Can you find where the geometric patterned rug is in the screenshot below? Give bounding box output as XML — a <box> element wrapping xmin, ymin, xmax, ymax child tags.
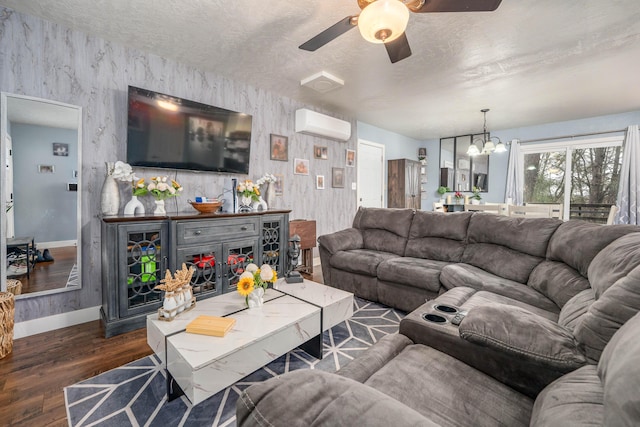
<box><xmin>64</xmin><ymin>298</ymin><xmax>405</xmax><ymax>427</ymax></box>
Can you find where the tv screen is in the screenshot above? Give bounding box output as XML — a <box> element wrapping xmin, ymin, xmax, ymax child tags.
<box><xmin>126</xmin><ymin>86</ymin><xmax>252</xmax><ymax>174</ymax></box>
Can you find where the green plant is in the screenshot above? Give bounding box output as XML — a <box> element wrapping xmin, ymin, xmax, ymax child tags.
<box><xmin>471</xmin><ymin>186</ymin><xmax>482</xmax><ymax>201</ymax></box>
<box><xmin>437</xmin><ymin>186</ymin><xmax>450</xmax><ymax>196</ymax></box>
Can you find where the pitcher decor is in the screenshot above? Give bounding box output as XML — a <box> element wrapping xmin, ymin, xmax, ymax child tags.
<box><xmin>255</xmin><ymin>173</ymin><xmax>277</xmax><ymax>210</ymax></box>
<box><xmin>123</xmin><ymin>178</ymin><xmax>148</xmax><ymax>215</ymax></box>
<box><xmin>237</xmin><ymin>263</ymin><xmax>277</xmax><ymax>308</ymax></box>
<box><xmin>155</xmin><ymin>263</ymin><xmax>196</xmax><ymax>321</ymax></box>
<box><xmin>100</xmin><ymin>161</ymin><xmax>136</xmax><ymax>216</ymax></box>
<box><xmin>148</xmin><ymin>176</ymin><xmax>183</xmax><ymax>215</ymax></box>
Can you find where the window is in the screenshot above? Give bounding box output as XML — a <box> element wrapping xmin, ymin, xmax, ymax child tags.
<box><xmin>520</xmin><ymin>136</ymin><xmax>623</xmax><ymax>222</ymax></box>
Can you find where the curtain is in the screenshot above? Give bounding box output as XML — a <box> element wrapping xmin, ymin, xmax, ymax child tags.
<box><xmin>615</xmin><ymin>125</ymin><xmax>640</xmax><ymax>224</ymax></box>
<box><xmin>504</xmin><ymin>139</ymin><xmax>523</xmax><ymax>205</ymax></box>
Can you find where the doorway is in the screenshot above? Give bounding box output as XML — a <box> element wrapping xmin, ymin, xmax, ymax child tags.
<box><xmin>357</xmin><ymin>139</ymin><xmax>385</xmax><ymax>208</ymax></box>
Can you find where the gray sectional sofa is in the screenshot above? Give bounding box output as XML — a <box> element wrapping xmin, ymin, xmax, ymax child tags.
<box><xmin>237</xmin><ymin>309</ymin><xmax>640</xmax><ymax>426</ymax></box>
<box><xmin>318</xmin><ymin>207</ymin><xmax>637</xmax><ymax>314</ymax></box>
<box><xmin>236</xmin><ymin>208</ymin><xmax>640</xmax><ymax>426</ymax></box>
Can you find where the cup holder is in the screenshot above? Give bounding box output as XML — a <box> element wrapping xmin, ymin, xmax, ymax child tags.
<box><xmin>422</xmin><ymin>313</ymin><xmax>447</xmax><ymax>323</ymax></box>
<box><xmin>434</xmin><ymin>304</ymin><xmax>458</xmax><ymax>314</ymax></box>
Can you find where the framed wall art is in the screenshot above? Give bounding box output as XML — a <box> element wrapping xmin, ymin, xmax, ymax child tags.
<box><xmin>346</xmin><ymin>149</ymin><xmax>355</xmax><ymax>167</ymax></box>
<box><xmin>270</xmin><ymin>134</ymin><xmax>288</xmax><ymax>161</ymax></box>
<box><xmin>38</xmin><ymin>164</ymin><xmax>55</xmax><ymax>174</ymax></box>
<box><xmin>294</xmin><ymin>158</ymin><xmax>309</xmax><ymax>175</ymax></box>
<box><xmin>314</xmin><ymin>145</ymin><xmax>328</xmax><ymax>159</ymax></box>
<box><xmin>316</xmin><ymin>175</ymin><xmax>325</xmax><ymax>189</ymax></box>
<box><xmin>332</xmin><ymin>167</ymin><xmax>345</xmax><ymax>188</ymax></box>
<box><xmin>53</xmin><ymin>142</ymin><xmax>69</xmax><ymax>156</ymax></box>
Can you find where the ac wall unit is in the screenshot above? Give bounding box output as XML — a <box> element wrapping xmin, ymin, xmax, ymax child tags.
<box><xmin>295</xmin><ymin>108</ymin><xmax>351</xmax><ymax>141</ymax></box>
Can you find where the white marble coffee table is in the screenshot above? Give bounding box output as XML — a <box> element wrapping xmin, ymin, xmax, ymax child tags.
<box><xmin>146</xmin><ymin>279</ymin><xmax>353</xmax><ymax>405</ymax></box>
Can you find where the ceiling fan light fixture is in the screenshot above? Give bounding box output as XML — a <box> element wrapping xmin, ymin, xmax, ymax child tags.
<box><xmin>358</xmin><ymin>0</ymin><xmax>409</xmax><ymax>44</ymax></box>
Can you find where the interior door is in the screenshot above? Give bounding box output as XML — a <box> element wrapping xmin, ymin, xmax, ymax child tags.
<box><xmin>4</xmin><ymin>134</ymin><xmax>14</xmax><ymax>238</ymax></box>
<box><xmin>357</xmin><ymin>139</ymin><xmax>385</xmax><ymax>208</ymax></box>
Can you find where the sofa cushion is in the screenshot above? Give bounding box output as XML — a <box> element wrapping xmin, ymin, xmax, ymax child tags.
<box><xmin>376</xmin><ymin>257</ymin><xmax>447</xmax><ymax>292</ymax></box>
<box><xmin>459</xmin><ymin>305</ymin><xmax>586</xmax><ymax>371</ymax></box>
<box><xmin>557</xmin><ymin>288</ymin><xmax>596</xmax><ymax>333</ymax></box>
<box><xmin>588</xmin><ymin>231</ymin><xmax>640</xmax><ymax>298</ymax></box>
<box><xmin>236</xmin><ymin>370</ymin><xmax>435</xmax><ymax>427</ymax></box>
<box><xmin>330</xmin><ymin>249</ymin><xmax>399</xmax><ymax>276</ymax></box>
<box><xmin>404</xmin><ymin>211</ymin><xmax>471</xmax><ymax>262</ymax></box>
<box><xmin>530</xmin><ymin>365</ymin><xmax>603</xmax><ymax>427</ymax></box>
<box><xmin>461</xmin><ymin>291</ymin><xmax>560</xmax><ymax>322</ymax></box>
<box><xmin>528</xmin><ymin>260</ymin><xmax>591</xmax><ymax>309</ymax></box>
<box><xmin>573</xmin><ymin>263</ymin><xmax>640</xmax><ymax>363</ymax></box>
<box><xmin>546</xmin><ymin>221</ymin><xmax>638</xmax><ymax>277</ymax></box>
<box><xmin>466</xmin><ymin>214</ymin><xmax>561</xmax><ymax>257</ymax></box>
<box><xmin>441</xmin><ymin>263</ymin><xmax>560</xmax><ymax>314</ymax></box>
<box><xmin>364</xmin><ymin>344</ymin><xmax>533</xmax><ymax>426</ymax></box>
<box><xmin>357</xmin><ymin>207</ymin><xmax>415</xmax><ymax>256</ymax></box>
<box><xmin>597</xmin><ymin>310</ymin><xmax>640</xmax><ymax>425</ymax></box>
<box><xmin>461</xmin><ymin>215</ymin><xmax>561</xmax><ymax>284</ymax></box>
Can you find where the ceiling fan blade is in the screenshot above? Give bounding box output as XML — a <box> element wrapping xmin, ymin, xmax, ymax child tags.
<box><xmin>385</xmin><ymin>33</ymin><xmax>412</xmax><ymax>64</ymax></box>
<box><xmin>299</xmin><ymin>16</ymin><xmax>357</xmax><ymax>51</ymax></box>
<box><xmin>413</xmin><ymin>0</ymin><xmax>502</xmax><ymax>13</ymax></box>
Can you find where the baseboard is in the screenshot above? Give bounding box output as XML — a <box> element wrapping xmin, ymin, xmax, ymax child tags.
<box><xmin>13</xmin><ymin>305</ymin><xmax>101</xmax><ymax>339</ymax></box>
<box><xmin>37</xmin><ymin>240</ymin><xmax>77</xmax><ymax>249</ymax></box>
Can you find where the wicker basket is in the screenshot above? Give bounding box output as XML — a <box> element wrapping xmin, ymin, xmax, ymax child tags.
<box><xmin>7</xmin><ymin>279</ymin><xmax>22</xmax><ymax>296</ymax></box>
<box><xmin>0</xmin><ymin>292</ymin><xmax>15</xmax><ymax>359</ymax></box>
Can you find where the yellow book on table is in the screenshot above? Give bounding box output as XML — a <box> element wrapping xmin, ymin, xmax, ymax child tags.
<box><xmin>186</xmin><ymin>315</ymin><xmax>235</xmax><ymax>337</ymax></box>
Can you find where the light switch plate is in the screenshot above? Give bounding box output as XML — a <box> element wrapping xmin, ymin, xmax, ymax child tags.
<box><xmin>351</xmin><ymin>182</ymin><xmax>357</xmax><ymax>190</ymax></box>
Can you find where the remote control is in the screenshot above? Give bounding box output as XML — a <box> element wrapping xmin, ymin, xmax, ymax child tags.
<box><xmin>451</xmin><ymin>312</ymin><xmax>466</xmax><ymax>326</ymax></box>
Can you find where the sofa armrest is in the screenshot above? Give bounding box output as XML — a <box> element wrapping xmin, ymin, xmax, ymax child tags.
<box><xmin>237</xmin><ymin>370</ymin><xmax>434</xmax><ymax>427</ymax></box>
<box><xmin>337</xmin><ymin>333</ymin><xmax>413</xmax><ymax>383</ymax></box>
<box><xmin>317</xmin><ymin>228</ymin><xmax>364</xmax><ymax>255</ymax></box>
<box><xmin>459</xmin><ymin>305</ymin><xmax>587</xmax><ymax>371</ymax></box>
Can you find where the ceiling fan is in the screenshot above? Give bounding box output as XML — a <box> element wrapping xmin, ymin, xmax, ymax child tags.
<box><xmin>299</xmin><ymin>0</ymin><xmax>503</xmax><ymax>64</ymax></box>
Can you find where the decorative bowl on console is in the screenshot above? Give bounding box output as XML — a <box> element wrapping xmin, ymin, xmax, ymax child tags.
<box><xmin>189</xmin><ymin>200</ymin><xmax>222</xmax><ymax>214</ymax></box>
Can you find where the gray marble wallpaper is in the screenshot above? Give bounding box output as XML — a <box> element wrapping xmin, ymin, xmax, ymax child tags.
<box><xmin>0</xmin><ymin>7</ymin><xmax>358</xmax><ymax>323</ymax></box>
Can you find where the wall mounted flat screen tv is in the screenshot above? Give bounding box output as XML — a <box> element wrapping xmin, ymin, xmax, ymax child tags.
<box><xmin>126</xmin><ymin>86</ymin><xmax>252</xmax><ymax>174</ymax></box>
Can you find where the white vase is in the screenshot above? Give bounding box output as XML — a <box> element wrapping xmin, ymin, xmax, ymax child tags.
<box><xmin>247</xmin><ymin>287</ymin><xmax>265</xmax><ymax>308</ymax></box>
<box><xmin>251</xmin><ymin>197</ymin><xmax>268</xmax><ymax>211</ymax></box>
<box><xmin>100</xmin><ymin>173</ymin><xmax>120</xmax><ymax>216</ymax></box>
<box><xmin>266</xmin><ymin>182</ymin><xmax>276</xmax><ymax>208</ymax></box>
<box><xmin>471</xmin><ymin>199</ymin><xmax>481</xmax><ymax>205</ymax></box>
<box><xmin>154</xmin><ymin>199</ymin><xmax>166</xmax><ymax>215</ymax></box>
<box><xmin>123</xmin><ymin>195</ymin><xmax>145</xmax><ymax>215</ymax></box>
<box><xmin>176</xmin><ymin>287</ymin><xmax>186</xmax><ymax>312</ymax></box>
<box><xmin>239</xmin><ymin>195</ymin><xmax>253</xmax><ymax>213</ymax></box>
<box><xmin>163</xmin><ymin>291</ymin><xmax>177</xmax><ymax>319</ymax></box>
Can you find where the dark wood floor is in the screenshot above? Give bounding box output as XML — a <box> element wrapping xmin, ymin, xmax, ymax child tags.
<box><xmin>0</xmin><ymin>267</ymin><xmax>322</xmax><ymax>426</ymax></box>
<box><xmin>9</xmin><ymin>246</ymin><xmax>77</xmax><ymax>295</ymax></box>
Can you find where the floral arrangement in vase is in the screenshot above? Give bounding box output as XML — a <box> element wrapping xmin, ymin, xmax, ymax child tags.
<box><xmin>148</xmin><ymin>176</ymin><xmax>183</xmax><ymax>200</ymax></box>
<box><xmin>154</xmin><ymin>264</ymin><xmax>196</xmax><ymax>320</ymax></box>
<box><xmin>471</xmin><ymin>186</ymin><xmax>482</xmax><ymax>204</ymax></box>
<box><xmin>237</xmin><ymin>263</ymin><xmax>277</xmax><ymax>307</ymax></box>
<box><xmin>256</xmin><ymin>173</ymin><xmax>277</xmax><ymax>187</ymax></box>
<box><xmin>454</xmin><ymin>191</ymin><xmax>464</xmax><ymax>203</ymax></box>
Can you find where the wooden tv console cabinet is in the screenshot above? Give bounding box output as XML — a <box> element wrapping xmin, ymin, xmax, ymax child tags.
<box><xmin>100</xmin><ymin>209</ymin><xmax>290</xmax><ymax>337</ymax></box>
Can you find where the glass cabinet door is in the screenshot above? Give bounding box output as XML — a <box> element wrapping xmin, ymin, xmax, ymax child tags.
<box><xmin>176</xmin><ymin>243</ymin><xmax>223</xmax><ymax>299</ymax></box>
<box><xmin>118</xmin><ymin>223</ymin><xmax>167</xmax><ymax>317</ymax></box>
<box><xmin>222</xmin><ymin>238</ymin><xmax>258</xmax><ymax>294</ymax></box>
<box><xmin>261</xmin><ymin>215</ymin><xmax>285</xmax><ymax>276</ymax></box>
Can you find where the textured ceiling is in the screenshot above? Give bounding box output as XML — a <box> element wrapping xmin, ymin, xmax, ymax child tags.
<box><xmin>2</xmin><ymin>0</ymin><xmax>640</xmax><ymax>139</ymax></box>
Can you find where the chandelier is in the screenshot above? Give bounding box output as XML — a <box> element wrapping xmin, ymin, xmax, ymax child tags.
<box><xmin>467</xmin><ymin>109</ymin><xmax>507</xmax><ymax>156</ymax></box>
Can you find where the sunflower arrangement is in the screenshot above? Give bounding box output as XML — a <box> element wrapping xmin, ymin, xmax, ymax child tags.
<box><xmin>237</xmin><ymin>263</ymin><xmax>277</xmax><ymax>303</ymax></box>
